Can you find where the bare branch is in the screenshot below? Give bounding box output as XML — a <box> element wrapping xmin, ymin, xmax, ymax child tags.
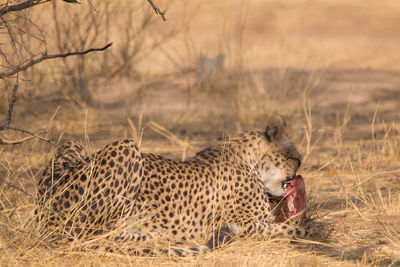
<box><xmin>0</xmin><ymin>0</ymin><xmax>52</xmax><ymax>17</ymax></box>
<box><xmin>5</xmin><ymin>79</ymin><xmax>19</xmax><ymax>127</ymax></box>
<box><xmin>62</xmin><ymin>0</ymin><xmax>80</xmax><ymax>4</ymax></box>
<box><xmin>0</xmin><ymin>127</ymin><xmax>56</xmax><ymax>146</ymax></box>
<box><xmin>0</xmin><ymin>79</ymin><xmax>55</xmax><ymax>146</ymax></box>
<box><xmin>0</xmin><ymin>0</ymin><xmax>80</xmax><ymax>17</ymax></box>
<box><xmin>0</xmin><ymin>176</ymin><xmax>36</xmax><ymax>199</ymax></box>
<box><xmin>0</xmin><ymin>79</ymin><xmax>56</xmax><ymax>146</ymax></box>
<box><xmin>0</xmin><ymin>128</ymin><xmax>46</xmax><ymax>145</ymax></box>
<box><xmin>146</xmin><ymin>0</ymin><xmax>166</xmax><ymax>21</ymax></box>
<box><xmin>0</xmin><ymin>42</ymin><xmax>113</xmax><ymax>78</ymax></box>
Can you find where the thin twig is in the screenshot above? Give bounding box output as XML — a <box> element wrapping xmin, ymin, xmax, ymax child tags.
<box><xmin>5</xmin><ymin>79</ymin><xmax>18</xmax><ymax>127</ymax></box>
<box><xmin>0</xmin><ymin>177</ymin><xmax>37</xmax><ymax>200</ymax></box>
<box><xmin>146</xmin><ymin>0</ymin><xmax>166</xmax><ymax>21</ymax></box>
<box><xmin>0</xmin><ymin>129</ymin><xmax>46</xmax><ymax>145</ymax></box>
<box><xmin>0</xmin><ymin>127</ymin><xmax>56</xmax><ymax>146</ymax></box>
<box><xmin>87</xmin><ymin>0</ymin><xmax>97</xmax><ymax>13</ymax></box>
<box><xmin>0</xmin><ymin>0</ymin><xmax>52</xmax><ymax>17</ymax></box>
<box><xmin>0</xmin><ymin>80</ymin><xmax>56</xmax><ymax>146</ymax></box>
<box><xmin>0</xmin><ymin>42</ymin><xmax>113</xmax><ymax>78</ymax></box>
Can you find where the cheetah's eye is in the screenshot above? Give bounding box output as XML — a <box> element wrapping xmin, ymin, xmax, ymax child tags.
<box><xmin>282</xmin><ymin>179</ymin><xmax>292</xmax><ymax>189</ymax></box>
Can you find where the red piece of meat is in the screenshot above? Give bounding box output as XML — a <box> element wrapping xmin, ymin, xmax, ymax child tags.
<box><xmin>284</xmin><ymin>175</ymin><xmax>307</xmax><ymax>223</ymax></box>
<box><xmin>270</xmin><ymin>175</ymin><xmax>307</xmax><ymax>224</ymax></box>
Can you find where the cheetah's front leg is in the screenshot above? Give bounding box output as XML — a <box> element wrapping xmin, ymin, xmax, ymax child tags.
<box><xmin>243</xmin><ymin>221</ymin><xmax>309</xmax><ymax>239</ymax></box>
<box><xmin>204</xmin><ymin>221</ymin><xmax>309</xmax><ymax>250</ymax></box>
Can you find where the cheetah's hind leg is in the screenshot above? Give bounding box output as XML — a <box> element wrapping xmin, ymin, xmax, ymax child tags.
<box><xmin>35</xmin><ymin>141</ymin><xmax>89</xmax><ymax>238</ymax></box>
<box><xmin>38</xmin><ymin>141</ymin><xmax>89</xmax><ymax>194</ymax></box>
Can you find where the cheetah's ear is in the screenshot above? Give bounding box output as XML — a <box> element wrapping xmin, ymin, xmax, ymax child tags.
<box><xmin>265</xmin><ymin>115</ymin><xmax>287</xmax><ymax>142</ymax></box>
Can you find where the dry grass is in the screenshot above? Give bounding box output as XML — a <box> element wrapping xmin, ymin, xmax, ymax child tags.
<box><xmin>1</xmin><ymin>0</ymin><xmax>400</xmax><ymax>266</ymax></box>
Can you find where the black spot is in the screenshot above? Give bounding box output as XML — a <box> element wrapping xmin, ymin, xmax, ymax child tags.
<box><xmin>80</xmin><ymin>215</ymin><xmax>87</xmax><ymax>223</ymax></box>
<box><xmin>105</xmin><ymin>171</ymin><xmax>113</xmax><ymax>181</ymax></box>
<box><xmin>43</xmin><ymin>178</ymin><xmax>52</xmax><ymax>186</ymax></box>
<box><xmin>133</xmin><ymin>162</ymin><xmax>139</xmax><ymax>172</ymax></box>
<box><xmin>128</xmin><ymin>186</ymin><xmax>135</xmax><ymax>194</ymax></box>
<box><xmin>104</xmin><ymin>189</ymin><xmax>110</xmax><ymax>197</ymax></box>
<box><xmin>78</xmin><ymin>187</ymin><xmax>84</xmax><ymax>195</ymax></box>
<box><xmin>112</xmin><ymin>141</ymin><xmax>119</xmax><ymax>146</ymax></box>
<box><xmin>123</xmin><ymin>149</ymin><xmax>129</xmax><ymax>156</ymax></box>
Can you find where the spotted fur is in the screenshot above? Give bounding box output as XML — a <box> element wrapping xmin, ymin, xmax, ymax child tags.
<box><xmin>36</xmin><ymin>116</ymin><xmax>311</xmax><ymax>255</ymax></box>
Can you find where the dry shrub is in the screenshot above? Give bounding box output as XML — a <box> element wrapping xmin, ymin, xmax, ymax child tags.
<box><xmin>1</xmin><ymin>0</ymin><xmax>181</xmax><ymax>105</ymax></box>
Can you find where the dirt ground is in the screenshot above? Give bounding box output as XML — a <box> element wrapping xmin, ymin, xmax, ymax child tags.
<box><xmin>1</xmin><ymin>0</ymin><xmax>400</xmax><ymax>266</ymax></box>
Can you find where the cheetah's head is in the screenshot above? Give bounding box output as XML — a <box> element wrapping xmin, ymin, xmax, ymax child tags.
<box><xmin>239</xmin><ymin>116</ymin><xmax>302</xmax><ymax>196</ymax></box>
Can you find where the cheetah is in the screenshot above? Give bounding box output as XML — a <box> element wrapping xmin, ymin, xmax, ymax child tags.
<box><xmin>35</xmin><ymin>116</ymin><xmax>312</xmax><ymax>255</ymax></box>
